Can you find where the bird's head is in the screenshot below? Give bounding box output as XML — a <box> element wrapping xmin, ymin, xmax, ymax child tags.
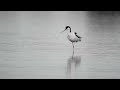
<box><xmin>65</xmin><ymin>26</ymin><xmax>71</xmax><ymax>30</ymax></box>
<box><xmin>61</xmin><ymin>26</ymin><xmax>71</xmax><ymax>33</ymax></box>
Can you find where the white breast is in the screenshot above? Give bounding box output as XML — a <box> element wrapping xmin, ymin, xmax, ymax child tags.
<box><xmin>67</xmin><ymin>32</ymin><xmax>80</xmax><ymax>42</ymax></box>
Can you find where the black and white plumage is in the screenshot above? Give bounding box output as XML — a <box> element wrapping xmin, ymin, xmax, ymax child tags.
<box><xmin>61</xmin><ymin>26</ymin><xmax>82</xmax><ymax>55</ymax></box>
<box><xmin>67</xmin><ymin>32</ymin><xmax>81</xmax><ymax>43</ymax></box>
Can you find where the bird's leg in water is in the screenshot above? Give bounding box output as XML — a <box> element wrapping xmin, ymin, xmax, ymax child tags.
<box><xmin>72</xmin><ymin>43</ymin><xmax>74</xmax><ymax>58</ymax></box>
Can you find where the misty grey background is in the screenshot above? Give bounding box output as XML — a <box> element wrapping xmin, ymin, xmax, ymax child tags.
<box><xmin>0</xmin><ymin>11</ymin><xmax>120</xmax><ymax>79</ymax></box>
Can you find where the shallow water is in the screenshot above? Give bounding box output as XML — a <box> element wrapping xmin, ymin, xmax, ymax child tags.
<box><xmin>0</xmin><ymin>11</ymin><xmax>120</xmax><ymax>79</ymax></box>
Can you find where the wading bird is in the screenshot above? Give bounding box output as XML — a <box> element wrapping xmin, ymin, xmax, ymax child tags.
<box><xmin>61</xmin><ymin>26</ymin><xmax>82</xmax><ymax>55</ymax></box>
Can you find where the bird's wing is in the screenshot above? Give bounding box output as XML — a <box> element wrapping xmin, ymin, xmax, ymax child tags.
<box><xmin>75</xmin><ymin>34</ymin><xmax>82</xmax><ymax>38</ymax></box>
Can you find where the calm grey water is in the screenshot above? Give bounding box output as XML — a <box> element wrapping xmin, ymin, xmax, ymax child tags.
<box><xmin>0</xmin><ymin>11</ymin><xmax>120</xmax><ymax>79</ymax></box>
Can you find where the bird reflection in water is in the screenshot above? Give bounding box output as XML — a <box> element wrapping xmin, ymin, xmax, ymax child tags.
<box><xmin>66</xmin><ymin>55</ymin><xmax>81</xmax><ymax>79</ymax></box>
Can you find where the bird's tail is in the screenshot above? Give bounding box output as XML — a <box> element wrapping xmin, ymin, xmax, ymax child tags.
<box><xmin>79</xmin><ymin>38</ymin><xmax>82</xmax><ymax>41</ymax></box>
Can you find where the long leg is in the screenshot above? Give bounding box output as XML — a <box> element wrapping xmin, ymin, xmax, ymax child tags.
<box><xmin>72</xmin><ymin>42</ymin><xmax>74</xmax><ymax>58</ymax></box>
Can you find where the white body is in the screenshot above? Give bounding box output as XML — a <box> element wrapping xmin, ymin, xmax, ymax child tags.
<box><xmin>67</xmin><ymin>32</ymin><xmax>81</xmax><ymax>43</ymax></box>
<box><xmin>63</xmin><ymin>26</ymin><xmax>82</xmax><ymax>55</ymax></box>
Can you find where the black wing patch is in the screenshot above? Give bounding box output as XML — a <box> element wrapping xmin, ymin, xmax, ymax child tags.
<box><xmin>75</xmin><ymin>32</ymin><xmax>81</xmax><ymax>38</ymax></box>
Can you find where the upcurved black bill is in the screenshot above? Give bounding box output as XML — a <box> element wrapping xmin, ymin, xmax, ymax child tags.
<box><xmin>60</xmin><ymin>29</ymin><xmax>67</xmax><ymax>33</ymax></box>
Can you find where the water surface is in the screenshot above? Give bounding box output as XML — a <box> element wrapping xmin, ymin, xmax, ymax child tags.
<box><xmin>0</xmin><ymin>11</ymin><xmax>120</xmax><ymax>79</ymax></box>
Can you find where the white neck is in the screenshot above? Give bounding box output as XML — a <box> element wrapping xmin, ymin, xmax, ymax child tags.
<box><xmin>67</xmin><ymin>27</ymin><xmax>71</xmax><ymax>32</ymax></box>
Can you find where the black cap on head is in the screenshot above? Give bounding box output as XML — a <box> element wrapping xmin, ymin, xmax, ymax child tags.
<box><xmin>65</xmin><ymin>26</ymin><xmax>70</xmax><ymax>29</ymax></box>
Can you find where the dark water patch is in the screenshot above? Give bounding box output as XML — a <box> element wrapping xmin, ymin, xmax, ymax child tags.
<box><xmin>88</xmin><ymin>11</ymin><xmax>120</xmax><ymax>16</ymax></box>
<box><xmin>87</xmin><ymin>11</ymin><xmax>120</xmax><ymax>25</ymax></box>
